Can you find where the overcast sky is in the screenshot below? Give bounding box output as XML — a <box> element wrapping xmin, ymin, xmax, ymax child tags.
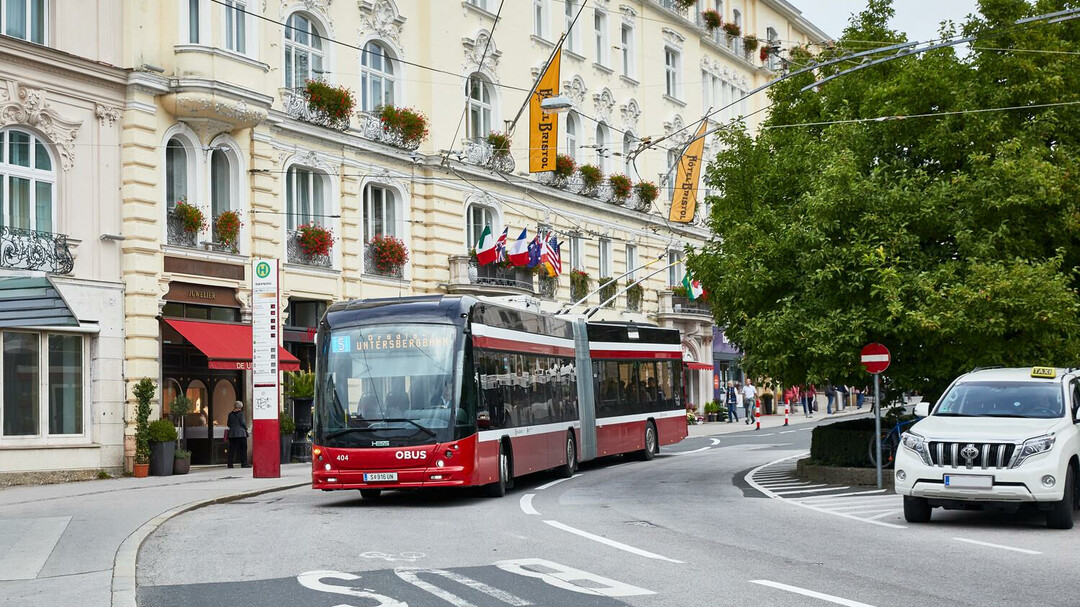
<box><xmin>792</xmin><ymin>1</ymin><xmax>982</xmax><ymax>43</ymax></box>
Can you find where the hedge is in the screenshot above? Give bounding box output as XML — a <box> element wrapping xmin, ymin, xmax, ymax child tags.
<box><xmin>809</xmin><ymin>418</ymin><xmax>877</xmax><ymax>468</ymax></box>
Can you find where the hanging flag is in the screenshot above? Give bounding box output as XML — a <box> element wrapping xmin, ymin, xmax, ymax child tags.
<box><xmin>529</xmin><ymin>47</ymin><xmax>562</xmax><ymax>173</ymax></box>
<box><xmin>526</xmin><ymin>232</ymin><xmax>543</xmax><ymax>268</ymax></box>
<box><xmin>475</xmin><ymin>225</ymin><xmax>498</xmax><ymax>266</ymax></box>
<box><xmin>541</xmin><ymin>233</ymin><xmax>562</xmax><ymax>277</ymax></box>
<box><xmin>682</xmin><ymin>270</ymin><xmax>704</xmax><ymax>301</ymax></box>
<box><xmin>668</xmin><ymin>120</ymin><xmax>710</xmax><ymax>223</ymax></box>
<box><xmin>494</xmin><ymin>227</ymin><xmax>509</xmax><ymax>263</ymax></box>
<box><xmin>507</xmin><ymin>229</ymin><xmax>531</xmax><ymax>267</ymax></box>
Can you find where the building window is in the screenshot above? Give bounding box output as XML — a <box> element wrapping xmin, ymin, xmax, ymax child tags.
<box><xmin>668</xmin><ymin>250</ymin><xmax>684</xmax><ymax>287</ymax></box>
<box><xmin>622</xmin><ymin>132</ymin><xmax>634</xmax><ymax>173</ymax></box>
<box><xmin>594</xmin><ymin>123</ymin><xmax>608</xmax><ymax>173</ymax></box>
<box><xmin>284</xmin><ymin>13</ymin><xmax>324</xmax><ymax>88</ymax></box>
<box><xmin>533</xmin><ymin>0</ymin><xmax>546</xmax><ymax>37</ymax></box>
<box><xmin>2</xmin><ymin>332</ymin><xmax>84</xmax><ymax>437</ymax></box>
<box><xmin>599</xmin><ymin>238</ymin><xmax>612</xmax><ymax>277</ymax></box>
<box><xmin>363</xmin><ymin>184</ymin><xmax>397</xmax><ymax>241</ymax></box>
<box><xmin>187</xmin><ymin>0</ymin><xmax>200</xmax><ymax>44</ymax></box>
<box><xmin>664</xmin><ymin>47</ymin><xmax>680</xmax><ymax>99</ymax></box>
<box><xmin>570</xmin><ymin>236</ymin><xmax>584</xmax><ymax>271</ymax></box>
<box><xmin>625</xmin><ymin>244</ymin><xmax>637</xmax><ymax>280</ymax></box>
<box><xmin>2</xmin><ymin>0</ymin><xmax>45</xmax><ymax>44</ymax></box>
<box><xmin>593</xmin><ymin>10</ymin><xmax>607</xmax><ymax>66</ymax></box>
<box><xmin>565</xmin><ymin>112</ymin><xmax>579</xmax><ymax>163</ymax></box>
<box><xmin>564</xmin><ymin>0</ymin><xmax>578</xmax><ymax>53</ymax></box>
<box><xmin>766</xmin><ymin>26</ymin><xmax>779</xmax><ymax>70</ymax></box>
<box><xmin>732</xmin><ymin>9</ymin><xmax>742</xmax><ymax>53</ymax></box>
<box><xmin>467</xmin><ymin>203</ymin><xmax>495</xmax><ymax>247</ymax></box>
<box><xmin>620</xmin><ymin>24</ymin><xmax>634</xmax><ymax>78</ymax></box>
<box><xmin>224</xmin><ymin>0</ymin><xmax>247</xmax><ymax>54</ymax></box>
<box><xmin>285</xmin><ymin>166</ymin><xmax>326</xmax><ymax>231</ymax></box>
<box><xmin>466</xmin><ymin>0</ymin><xmax>488</xmax><ymax>9</ymax></box>
<box><xmin>467</xmin><ymin>73</ymin><xmax>493</xmax><ymax>141</ymax></box>
<box><xmin>1</xmin><ymin>130</ymin><xmax>54</xmax><ymax>232</ymax></box>
<box><xmin>361</xmin><ymin>42</ymin><xmax>396</xmax><ymax>112</ymax></box>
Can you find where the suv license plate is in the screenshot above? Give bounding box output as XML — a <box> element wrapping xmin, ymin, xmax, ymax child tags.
<box><xmin>364</xmin><ymin>472</ymin><xmax>398</xmax><ymax>482</ymax></box>
<box><xmin>943</xmin><ymin>474</ymin><xmax>992</xmax><ymax>489</ymax></box>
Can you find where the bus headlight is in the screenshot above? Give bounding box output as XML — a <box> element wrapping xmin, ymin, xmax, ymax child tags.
<box><xmin>901</xmin><ymin>432</ymin><xmax>931</xmax><ymax>465</ymax></box>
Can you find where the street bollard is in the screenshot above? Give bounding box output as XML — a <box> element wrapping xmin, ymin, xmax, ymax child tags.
<box><xmin>784</xmin><ymin>401</ymin><xmax>789</xmax><ymax>426</ymax></box>
<box><xmin>755</xmin><ymin>400</ymin><xmax>761</xmax><ymax>431</ymax></box>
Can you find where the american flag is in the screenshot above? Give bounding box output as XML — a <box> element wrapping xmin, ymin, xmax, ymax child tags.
<box><xmin>494</xmin><ymin>227</ymin><xmax>508</xmax><ymax>263</ymax></box>
<box><xmin>540</xmin><ymin>231</ymin><xmax>562</xmax><ymax>277</ymax></box>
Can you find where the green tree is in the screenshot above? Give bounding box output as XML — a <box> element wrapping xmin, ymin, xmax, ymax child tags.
<box><xmin>690</xmin><ymin>0</ymin><xmax>1080</xmax><ymax>399</ymax></box>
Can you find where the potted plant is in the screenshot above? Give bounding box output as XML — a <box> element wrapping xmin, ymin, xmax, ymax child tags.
<box><xmin>570</xmin><ymin>269</ymin><xmax>590</xmax><ymax>301</ymax></box>
<box><xmin>168</xmin><ymin>395</ymin><xmax>193</xmax><ymax>474</ymax></box>
<box><xmin>598</xmin><ymin>276</ymin><xmax>616</xmax><ymax>307</ymax></box>
<box><xmin>685</xmin><ymin>403</ymin><xmax>699</xmax><ymax>425</ymax></box>
<box><xmin>297</xmin><ymin>222</ymin><xmax>335</xmax><ymax>258</ymax></box>
<box><xmin>760</xmin><ymin>45</ymin><xmax>774</xmax><ymax>64</ymax></box>
<box><xmin>285</xmin><ymin>370</ymin><xmax>315</xmax><ymax>460</ymax></box>
<box><xmin>214</xmin><ymin>209</ymin><xmax>243</xmax><ymax>253</ymax></box>
<box><xmin>173</xmin><ymin>199</ymin><xmax>206</xmax><ymax>234</ymax></box>
<box><xmin>148</xmin><ymin>419</ymin><xmax>178</xmax><ymax>476</ymax></box>
<box><xmin>608</xmin><ymin>173</ymin><xmax>632</xmax><ymax>202</ymax></box>
<box><xmin>173</xmin><ymin>449</ymin><xmax>191</xmax><ymax>475</ymax></box>
<box><xmin>674</xmin><ymin>0</ymin><xmax>697</xmax><ymax>9</ymax></box>
<box><xmin>378</xmin><ymin>105</ymin><xmax>430</xmax><ymax>148</ymax></box>
<box><xmin>743</xmin><ymin>34</ymin><xmax>760</xmax><ymax>57</ymax></box>
<box><xmin>634</xmin><ymin>181</ymin><xmax>658</xmax><ymax>207</ymax></box>
<box><xmin>305</xmin><ymin>79</ymin><xmax>355</xmax><ymax>122</ymax></box>
<box><xmin>554</xmin><ymin>154</ymin><xmax>576</xmax><ymax>180</ymax></box>
<box><xmin>625</xmin><ymin>280</ymin><xmax>644</xmax><ymax>311</ymax></box>
<box><xmin>578</xmin><ymin>164</ymin><xmax>603</xmax><ymax>193</ymax></box>
<box><xmin>722</xmin><ymin>22</ymin><xmax>741</xmax><ymax>38</ymax></box>
<box><xmin>279</xmin><ymin>412</ymin><xmax>296</xmax><ymax>463</ymax></box>
<box><xmin>701</xmin><ymin>8</ymin><xmax>722</xmax><ymax>31</ymax></box>
<box><xmin>486</xmin><ymin>131</ymin><xmax>511</xmax><ymax>159</ymax></box>
<box><xmin>705</xmin><ymin>400</ymin><xmax>720</xmax><ymax>422</ymax></box>
<box><xmin>368</xmin><ymin>233</ymin><xmax>410</xmax><ymax>274</ymax></box>
<box><xmin>132</xmin><ymin>378</ymin><xmax>155</xmax><ymax>478</ymax></box>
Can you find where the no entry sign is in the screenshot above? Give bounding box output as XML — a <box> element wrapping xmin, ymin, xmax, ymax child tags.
<box><xmin>861</xmin><ymin>343</ymin><xmax>890</xmax><ymax>374</ymax></box>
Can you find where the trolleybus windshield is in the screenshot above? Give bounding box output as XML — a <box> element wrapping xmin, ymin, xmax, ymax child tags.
<box><xmin>316</xmin><ymin>324</ymin><xmax>467</xmax><ymax>447</ymax></box>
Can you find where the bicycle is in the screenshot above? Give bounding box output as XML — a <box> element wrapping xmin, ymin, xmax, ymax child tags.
<box><xmin>868</xmin><ymin>413</ymin><xmax>920</xmax><ymax>468</ymax></box>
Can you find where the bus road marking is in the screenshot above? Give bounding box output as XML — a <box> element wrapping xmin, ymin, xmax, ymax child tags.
<box><xmin>542</xmin><ymin>520</ymin><xmax>684</xmax><ymax>563</ymax></box>
<box><xmin>394</xmin><ymin>568</ymin><xmax>532</xmax><ymax>606</ymax></box>
<box><xmin>750</xmin><ymin>580</ymin><xmax>878</xmax><ymax>607</ymax></box>
<box><xmin>952</xmin><ymin>537</ymin><xmax>1042</xmax><ymax>555</ymax></box>
<box><xmin>709</xmin><ymin>438</ymin><xmax>721</xmax><ymax>445</ymax></box>
<box><xmin>534</xmin><ymin>474</ymin><xmax>581</xmax><ymax>491</ymax></box>
<box><xmin>520</xmin><ymin>494</ymin><xmax>540</xmax><ymax>516</ymax></box>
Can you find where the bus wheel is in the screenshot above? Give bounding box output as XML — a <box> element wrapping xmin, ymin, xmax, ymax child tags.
<box><xmin>485</xmin><ymin>445</ymin><xmax>510</xmax><ymax>497</ymax></box>
<box><xmin>639</xmin><ymin>421</ymin><xmax>658</xmax><ymax>461</ymax></box>
<box><xmin>557</xmin><ymin>432</ymin><xmax>577</xmax><ymax>478</ymax></box>
<box><xmin>359</xmin><ymin>489</ymin><xmax>382</xmax><ymax>500</ymax></box>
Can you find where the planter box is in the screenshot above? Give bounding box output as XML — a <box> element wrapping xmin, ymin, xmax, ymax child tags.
<box><xmin>281</xmin><ymin>436</ymin><xmax>293</xmax><ymax>463</ymax></box>
<box><xmin>173</xmin><ymin>457</ymin><xmax>191</xmax><ymax>475</ymax></box>
<box><xmin>150</xmin><ymin>441</ymin><xmax>175</xmax><ymax>476</ymax></box>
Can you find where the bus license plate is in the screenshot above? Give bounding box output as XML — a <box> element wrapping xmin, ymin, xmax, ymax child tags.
<box><xmin>364</xmin><ymin>472</ymin><xmax>398</xmax><ymax>482</ymax></box>
<box><xmin>943</xmin><ymin>474</ymin><xmax>992</xmax><ymax>489</ymax></box>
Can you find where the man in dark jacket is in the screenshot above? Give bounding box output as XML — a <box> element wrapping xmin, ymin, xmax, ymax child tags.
<box><xmin>227</xmin><ymin>401</ymin><xmax>249</xmax><ymax>468</ymax></box>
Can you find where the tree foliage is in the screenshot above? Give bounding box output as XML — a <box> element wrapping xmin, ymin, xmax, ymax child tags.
<box><xmin>690</xmin><ymin>0</ymin><xmax>1080</xmax><ymax>398</ymax></box>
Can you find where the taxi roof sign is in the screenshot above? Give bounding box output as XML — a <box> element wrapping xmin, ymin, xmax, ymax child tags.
<box><xmin>1031</xmin><ymin>367</ymin><xmax>1057</xmax><ymax>379</ymax></box>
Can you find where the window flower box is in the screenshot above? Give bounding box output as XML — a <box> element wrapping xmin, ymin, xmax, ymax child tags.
<box><xmin>377</xmin><ymin>105</ymin><xmax>429</xmax><ymax>150</ymax></box>
<box><xmin>570</xmin><ymin>269</ymin><xmax>590</xmax><ymax>302</ymax></box>
<box><xmin>305</xmin><ymin>79</ymin><xmax>355</xmax><ymax>126</ymax></box>
<box><xmin>367</xmin><ymin>234</ymin><xmax>409</xmax><ymax>276</ymax></box>
<box><xmin>213</xmin><ymin>210</ymin><xmax>243</xmax><ymax>253</ymax></box>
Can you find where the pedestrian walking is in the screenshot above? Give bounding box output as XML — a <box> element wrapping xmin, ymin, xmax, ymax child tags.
<box><xmin>226</xmin><ymin>401</ymin><xmax>249</xmax><ymax>468</ymax></box>
<box><xmin>742</xmin><ymin>379</ymin><xmax>756</xmax><ymax>425</ymax></box>
<box><xmin>856</xmin><ymin>386</ymin><xmax>866</xmax><ymax>409</ymax></box>
<box><xmin>824</xmin><ymin>382</ymin><xmax>836</xmax><ymax>415</ymax></box>
<box><xmin>726</xmin><ymin>381</ymin><xmax>739</xmax><ymax>423</ymax></box>
<box><xmin>801</xmin><ymin>385</ymin><xmax>814</xmax><ymax>418</ymax></box>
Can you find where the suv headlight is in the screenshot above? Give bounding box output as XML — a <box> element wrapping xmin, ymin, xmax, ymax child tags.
<box><xmin>1010</xmin><ymin>435</ymin><xmax>1056</xmax><ymax>468</ymax></box>
<box><xmin>901</xmin><ymin>431</ymin><xmax>931</xmax><ymax>465</ymax></box>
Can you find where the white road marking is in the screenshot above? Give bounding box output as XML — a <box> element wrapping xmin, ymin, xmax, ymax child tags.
<box><xmin>751</xmin><ymin>580</ymin><xmax>878</xmax><ymax>607</ymax></box>
<box><xmin>758</xmin><ymin>482</ymin><xmax>825</xmax><ymax>489</ymax></box>
<box><xmin>772</xmin><ymin>486</ymin><xmax>852</xmax><ymax>495</ymax></box>
<box><xmin>780</xmin><ymin>430</ymin><xmax>798</xmax><ymax>434</ymax></box>
<box><xmin>519</xmin><ymin>494</ymin><xmax>540</xmax><ymax>516</ymax></box>
<box><xmin>669</xmin><ymin>446</ymin><xmax>712</xmax><ymax>456</ymax></box>
<box><xmin>867</xmin><ymin>510</ymin><xmax>904</xmax><ymax>521</ymax></box>
<box><xmin>534</xmin><ymin>474</ymin><xmax>581</xmax><ymax>491</ymax></box>
<box><xmin>542</xmin><ymin>520</ymin><xmax>684</xmax><ymax>563</ymax></box>
<box><xmin>495</xmin><ymin>558</ymin><xmax>655</xmax><ymax>597</ymax></box>
<box><xmin>0</xmin><ymin>516</ymin><xmax>71</xmax><ymax>581</ymax></box>
<box><xmin>297</xmin><ymin>570</ymin><xmax>407</xmax><ymax>607</ymax></box>
<box><xmin>799</xmin><ymin>490</ymin><xmax>888</xmax><ymax>501</ymax></box>
<box><xmin>394</xmin><ymin>568</ymin><xmax>533</xmax><ymax>606</ymax></box>
<box><xmin>828</xmin><ymin>502</ymin><xmax>903</xmax><ymax>512</ymax></box>
<box><xmin>952</xmin><ymin>538</ymin><xmax>1042</xmax><ymax>555</ymax></box>
<box><xmin>709</xmin><ymin>438</ymin><xmax>721</xmax><ymax>446</ymax></box>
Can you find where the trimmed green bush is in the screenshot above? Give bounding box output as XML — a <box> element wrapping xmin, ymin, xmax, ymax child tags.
<box><xmin>809</xmin><ymin>418</ymin><xmax>877</xmax><ymax>468</ymax></box>
<box><xmin>148</xmin><ymin>419</ymin><xmax>178</xmax><ymax>443</ymax></box>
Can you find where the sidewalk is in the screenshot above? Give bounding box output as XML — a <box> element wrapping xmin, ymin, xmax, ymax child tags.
<box><xmin>687</xmin><ymin>402</ymin><xmax>870</xmax><ymax>438</ymax></box>
<box><xmin>0</xmin><ymin>463</ymin><xmax>310</xmax><ymax>607</ymax></box>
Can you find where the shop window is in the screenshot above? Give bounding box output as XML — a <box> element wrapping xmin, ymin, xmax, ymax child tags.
<box><xmin>1</xmin><ymin>331</ymin><xmax>84</xmax><ymax>437</ymax></box>
<box><xmin>286</xmin><ymin>299</ymin><xmax>326</xmax><ymax>328</ymax></box>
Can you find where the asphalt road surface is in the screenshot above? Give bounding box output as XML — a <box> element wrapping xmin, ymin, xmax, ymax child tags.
<box><xmin>137</xmin><ymin>420</ymin><xmax>1080</xmax><ymax>607</ymax></box>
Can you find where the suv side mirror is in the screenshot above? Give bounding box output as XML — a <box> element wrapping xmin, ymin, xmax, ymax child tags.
<box><xmin>1075</xmin><ymin>408</ymin><xmax>1080</xmax><ymax>423</ymax></box>
<box><xmin>914</xmin><ymin>402</ymin><xmax>930</xmax><ymax>418</ymax></box>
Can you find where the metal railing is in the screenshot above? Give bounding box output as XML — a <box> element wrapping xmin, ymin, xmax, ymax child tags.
<box><xmin>0</xmin><ymin>225</ymin><xmax>74</xmax><ymax>274</ymax></box>
<box><xmin>282</xmin><ymin>88</ymin><xmax>351</xmax><ymax>131</ymax></box>
<box><xmin>364</xmin><ymin>243</ymin><xmax>405</xmax><ymax>278</ymax></box>
<box><xmin>166</xmin><ymin>212</ymin><xmax>198</xmax><ymax>248</ymax></box>
<box><xmin>462</xmin><ymin>138</ymin><xmax>516</xmax><ymax>173</ymax></box>
<box><xmin>357</xmin><ymin>111</ymin><xmax>423</xmax><ymax>151</ymax></box>
<box><xmin>286</xmin><ymin>230</ymin><xmax>332</xmax><ymax>268</ymax></box>
<box><xmin>670</xmin><ymin>295</ymin><xmax>712</xmax><ymax>316</ymax></box>
<box><xmin>469</xmin><ymin>258</ymin><xmax>534</xmax><ymax>291</ymax></box>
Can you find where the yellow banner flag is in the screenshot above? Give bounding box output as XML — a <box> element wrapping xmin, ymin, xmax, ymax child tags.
<box><xmin>529</xmin><ymin>48</ymin><xmax>562</xmax><ymax>173</ymax></box>
<box><xmin>668</xmin><ymin>120</ymin><xmax>709</xmax><ymax>223</ymax></box>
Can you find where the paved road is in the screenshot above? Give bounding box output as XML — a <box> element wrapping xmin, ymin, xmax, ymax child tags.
<box><xmin>137</xmin><ymin>420</ymin><xmax>1080</xmax><ymax>606</ymax></box>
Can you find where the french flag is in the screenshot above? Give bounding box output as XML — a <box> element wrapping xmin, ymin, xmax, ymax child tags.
<box><xmin>507</xmin><ymin>228</ymin><xmax>531</xmax><ymax>267</ymax></box>
<box><xmin>541</xmin><ymin>233</ymin><xmax>562</xmax><ymax>277</ymax></box>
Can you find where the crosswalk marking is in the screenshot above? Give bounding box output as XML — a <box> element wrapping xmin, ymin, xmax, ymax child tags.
<box><xmin>0</xmin><ymin>516</ymin><xmax>71</xmax><ymax>580</ymax></box>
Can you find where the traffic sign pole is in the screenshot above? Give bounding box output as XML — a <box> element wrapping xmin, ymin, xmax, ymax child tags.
<box><xmin>874</xmin><ymin>373</ymin><xmax>881</xmax><ymax>489</ymax></box>
<box><xmin>251</xmin><ymin>258</ymin><xmax>281</xmax><ymax>479</ymax></box>
<box><xmin>861</xmin><ymin>343</ymin><xmax>891</xmax><ymax>491</ymax></box>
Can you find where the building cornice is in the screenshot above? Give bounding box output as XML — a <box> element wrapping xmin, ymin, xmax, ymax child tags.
<box><xmin>0</xmin><ymin>38</ymin><xmax>128</xmax><ymax>98</ymax></box>
<box><xmin>760</xmin><ymin>0</ymin><xmax>832</xmax><ymax>43</ymax></box>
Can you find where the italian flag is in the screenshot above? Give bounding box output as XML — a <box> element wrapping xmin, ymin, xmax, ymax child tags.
<box><xmin>475</xmin><ymin>225</ymin><xmax>498</xmax><ymax>266</ymax></box>
<box><xmin>682</xmin><ymin>271</ymin><xmax>704</xmax><ymax>301</ymax></box>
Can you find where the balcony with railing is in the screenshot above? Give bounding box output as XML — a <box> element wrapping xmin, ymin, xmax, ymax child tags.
<box><xmin>166</xmin><ymin>212</ymin><xmax>198</xmax><ymax>248</ymax></box>
<box><xmin>364</xmin><ymin>242</ymin><xmax>405</xmax><ymax>279</ymax></box>
<box><xmin>536</xmin><ymin>172</ymin><xmax>653</xmax><ymax>212</ymax></box>
<box><xmin>281</xmin><ymin>88</ymin><xmax>351</xmax><ymax>131</ymax></box>
<box><xmin>0</xmin><ymin>226</ymin><xmax>74</xmax><ymax>274</ymax></box>
<box><xmin>445</xmin><ymin>254</ymin><xmax>535</xmax><ymax>296</ymax></box>
<box><xmin>286</xmin><ymin>230</ymin><xmax>332</xmax><ymax>268</ymax></box>
<box><xmin>462</xmin><ymin>138</ymin><xmax>515</xmax><ymax>173</ymax></box>
<box><xmin>654</xmin><ymin>0</ymin><xmax>689</xmax><ymax>19</ymax></box>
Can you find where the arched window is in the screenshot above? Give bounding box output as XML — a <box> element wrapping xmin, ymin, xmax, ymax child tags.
<box><xmin>363</xmin><ymin>184</ymin><xmax>398</xmax><ymax>240</ymax></box>
<box><xmin>666</xmin><ymin>148</ymin><xmax>679</xmax><ymax>197</ymax></box>
<box><xmin>284</xmin><ymin>13</ymin><xmax>324</xmax><ymax>88</ymax></box>
<box><xmin>0</xmin><ymin>129</ymin><xmax>54</xmax><ymax>232</ymax></box>
<box><xmin>565</xmin><ymin>112</ymin><xmax>579</xmax><ymax>163</ymax></box>
<box><xmin>594</xmin><ymin>123</ymin><xmax>609</xmax><ymax>173</ymax></box>
<box><xmin>360</xmin><ymin>41</ymin><xmax>395</xmax><ymax>112</ymax></box>
<box><xmin>285</xmin><ymin>166</ymin><xmax>327</xmax><ymax>231</ymax></box>
<box><xmin>165</xmin><ymin>137</ymin><xmax>190</xmax><ymax>213</ymax></box>
<box><xmin>622</xmin><ymin>132</ymin><xmax>635</xmax><ymax>173</ymax></box>
<box><xmin>466</xmin><ymin>203</ymin><xmax>495</xmax><ymax>247</ymax></box>
<box><xmin>466</xmin><ymin>74</ymin><xmax>493</xmax><ymax>140</ymax></box>
<box><xmin>209</xmin><ymin>146</ymin><xmax>242</xmax><ymax>249</ymax></box>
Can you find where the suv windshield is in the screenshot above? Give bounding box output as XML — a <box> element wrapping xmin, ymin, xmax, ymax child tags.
<box><xmin>315</xmin><ymin>324</ymin><xmax>466</xmax><ymax>446</ymax></box>
<box><xmin>935</xmin><ymin>381</ymin><xmax>1064</xmax><ymax>419</ymax></box>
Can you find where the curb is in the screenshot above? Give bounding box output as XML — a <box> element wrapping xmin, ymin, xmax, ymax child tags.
<box><xmin>110</xmin><ymin>481</ymin><xmax>308</xmax><ymax>607</ymax></box>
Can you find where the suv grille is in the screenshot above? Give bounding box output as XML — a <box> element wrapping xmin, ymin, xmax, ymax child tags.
<box><xmin>927</xmin><ymin>441</ymin><xmax>1016</xmax><ymax>469</ymax></box>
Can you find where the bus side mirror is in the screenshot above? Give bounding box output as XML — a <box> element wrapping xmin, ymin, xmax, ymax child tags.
<box><xmin>914</xmin><ymin>402</ymin><xmax>930</xmax><ymax>418</ymax></box>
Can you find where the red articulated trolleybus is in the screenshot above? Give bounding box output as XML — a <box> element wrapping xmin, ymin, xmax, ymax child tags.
<box><xmin>311</xmin><ymin>295</ymin><xmax>687</xmax><ymax>498</ymax></box>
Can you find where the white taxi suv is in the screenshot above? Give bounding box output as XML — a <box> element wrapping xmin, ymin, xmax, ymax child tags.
<box><xmin>894</xmin><ymin>367</ymin><xmax>1080</xmax><ymax>529</ymax></box>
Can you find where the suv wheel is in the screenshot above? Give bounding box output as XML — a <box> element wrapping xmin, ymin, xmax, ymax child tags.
<box><xmin>1047</xmin><ymin>466</ymin><xmax>1075</xmax><ymax>530</ymax></box>
<box><xmin>903</xmin><ymin>495</ymin><xmax>931</xmax><ymax>523</ymax></box>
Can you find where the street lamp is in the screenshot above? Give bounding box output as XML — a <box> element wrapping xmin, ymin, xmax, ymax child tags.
<box><xmin>540</xmin><ymin>94</ymin><xmax>573</xmax><ymax>114</ymax></box>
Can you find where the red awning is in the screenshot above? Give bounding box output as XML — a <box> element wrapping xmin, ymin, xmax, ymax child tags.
<box><xmin>164</xmin><ymin>318</ymin><xmax>301</xmax><ymax>372</ymax></box>
<box><xmin>685</xmin><ymin>362</ymin><xmax>713</xmax><ymax>371</ymax></box>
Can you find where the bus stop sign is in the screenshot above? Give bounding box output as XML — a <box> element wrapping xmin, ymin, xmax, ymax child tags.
<box><xmin>861</xmin><ymin>343</ymin><xmax>890</xmax><ymax>374</ymax></box>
